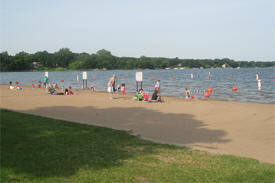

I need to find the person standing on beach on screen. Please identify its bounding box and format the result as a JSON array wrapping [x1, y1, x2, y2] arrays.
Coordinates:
[[107, 74, 117, 99], [121, 83, 126, 95]]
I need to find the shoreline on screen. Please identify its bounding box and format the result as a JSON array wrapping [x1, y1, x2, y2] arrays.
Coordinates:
[[1, 84, 274, 105]]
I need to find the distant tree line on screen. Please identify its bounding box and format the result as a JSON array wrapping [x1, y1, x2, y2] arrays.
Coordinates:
[[1, 48, 274, 71]]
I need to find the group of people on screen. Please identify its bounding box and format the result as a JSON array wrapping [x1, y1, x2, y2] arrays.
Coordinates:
[[107, 74, 126, 99], [31, 75, 49, 88], [107, 74, 162, 102], [9, 74, 191, 101], [46, 80, 74, 95], [8, 81, 22, 90], [107, 74, 193, 102], [47, 85, 74, 95], [136, 80, 162, 102], [31, 75, 74, 96], [136, 88, 162, 102]]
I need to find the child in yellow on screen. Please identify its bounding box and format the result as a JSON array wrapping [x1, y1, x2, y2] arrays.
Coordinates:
[[185, 88, 191, 99]]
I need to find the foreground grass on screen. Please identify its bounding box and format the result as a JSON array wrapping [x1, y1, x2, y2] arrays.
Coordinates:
[[1, 109, 274, 183]]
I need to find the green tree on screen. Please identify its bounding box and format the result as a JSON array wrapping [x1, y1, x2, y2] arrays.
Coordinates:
[[54, 48, 75, 67], [0, 51, 11, 71], [34, 51, 54, 68]]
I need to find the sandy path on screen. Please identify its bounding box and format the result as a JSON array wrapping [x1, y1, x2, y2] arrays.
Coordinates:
[[1, 85, 274, 164]]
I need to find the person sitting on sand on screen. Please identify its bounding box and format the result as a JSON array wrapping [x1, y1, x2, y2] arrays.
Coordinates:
[[151, 90, 162, 102], [8, 81, 14, 90], [48, 87, 57, 95], [89, 85, 96, 92], [137, 89, 144, 101], [47, 86, 64, 95], [65, 86, 73, 95], [14, 83, 22, 90], [12, 81, 22, 90]]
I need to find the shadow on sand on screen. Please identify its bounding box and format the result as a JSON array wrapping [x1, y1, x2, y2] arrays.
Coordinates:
[[1, 105, 230, 178]]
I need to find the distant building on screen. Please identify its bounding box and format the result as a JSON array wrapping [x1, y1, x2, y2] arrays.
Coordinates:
[[32, 62, 40, 68], [222, 64, 226, 68]]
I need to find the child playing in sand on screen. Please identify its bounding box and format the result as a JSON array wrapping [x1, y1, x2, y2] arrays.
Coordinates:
[[89, 85, 96, 91], [14, 82, 22, 90], [65, 86, 74, 95], [137, 89, 144, 101], [121, 83, 125, 95], [185, 88, 191, 99]]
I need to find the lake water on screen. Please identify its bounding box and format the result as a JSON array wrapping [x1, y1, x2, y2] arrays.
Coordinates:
[[1, 68, 274, 104]]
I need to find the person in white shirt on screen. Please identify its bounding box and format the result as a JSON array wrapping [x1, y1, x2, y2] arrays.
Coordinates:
[[154, 80, 160, 92], [8, 81, 14, 90]]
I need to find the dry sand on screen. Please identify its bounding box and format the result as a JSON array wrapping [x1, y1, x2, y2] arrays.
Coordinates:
[[0, 85, 274, 164]]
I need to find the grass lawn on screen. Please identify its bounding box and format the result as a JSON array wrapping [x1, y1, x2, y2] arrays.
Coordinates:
[[1, 109, 274, 183]]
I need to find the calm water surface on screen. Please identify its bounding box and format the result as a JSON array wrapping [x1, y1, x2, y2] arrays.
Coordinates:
[[1, 68, 274, 104]]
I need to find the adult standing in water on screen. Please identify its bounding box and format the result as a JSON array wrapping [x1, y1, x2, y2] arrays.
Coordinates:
[[107, 74, 117, 99]]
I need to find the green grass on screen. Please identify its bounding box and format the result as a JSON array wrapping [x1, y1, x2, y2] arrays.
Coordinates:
[[1, 109, 274, 183]]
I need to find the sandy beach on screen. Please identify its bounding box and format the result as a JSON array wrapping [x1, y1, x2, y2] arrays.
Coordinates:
[[0, 85, 274, 164]]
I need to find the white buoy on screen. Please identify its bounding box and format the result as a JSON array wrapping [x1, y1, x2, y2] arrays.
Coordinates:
[[258, 80, 261, 91], [191, 73, 193, 79], [256, 74, 259, 81]]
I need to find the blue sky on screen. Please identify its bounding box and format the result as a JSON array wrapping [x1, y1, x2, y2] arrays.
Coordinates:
[[0, 0, 274, 61]]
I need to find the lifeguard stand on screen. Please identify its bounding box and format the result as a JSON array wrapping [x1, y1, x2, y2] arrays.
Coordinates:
[[136, 72, 143, 91], [82, 71, 88, 89]]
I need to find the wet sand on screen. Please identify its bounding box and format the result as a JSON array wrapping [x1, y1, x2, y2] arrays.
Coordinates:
[[0, 85, 274, 164]]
